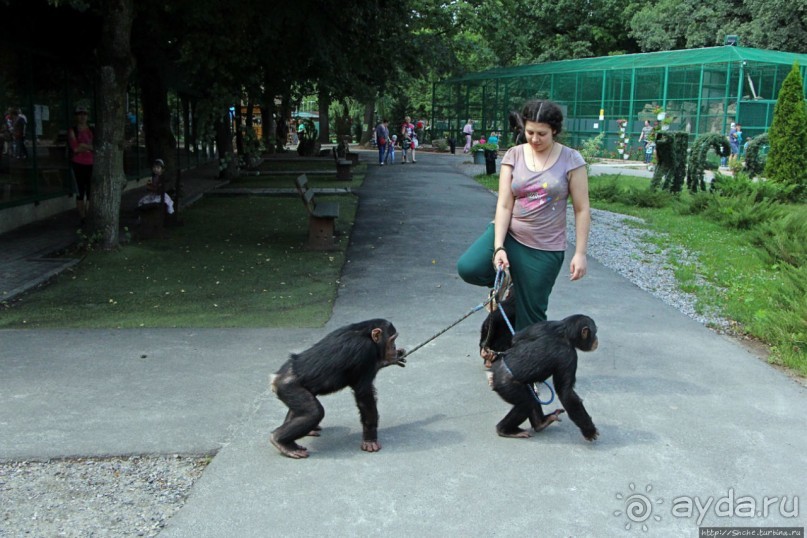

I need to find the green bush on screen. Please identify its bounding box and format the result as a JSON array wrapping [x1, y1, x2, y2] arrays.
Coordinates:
[[750, 206, 807, 267], [711, 171, 797, 203], [579, 132, 605, 174], [674, 190, 714, 215], [624, 186, 674, 208], [704, 192, 783, 230], [764, 61, 807, 200], [431, 138, 449, 152], [588, 176, 622, 202]]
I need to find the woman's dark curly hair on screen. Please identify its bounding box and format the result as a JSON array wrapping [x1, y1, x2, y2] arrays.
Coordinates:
[[511, 99, 564, 137]]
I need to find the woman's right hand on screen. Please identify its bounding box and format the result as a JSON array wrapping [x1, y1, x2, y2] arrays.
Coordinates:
[[493, 249, 509, 270]]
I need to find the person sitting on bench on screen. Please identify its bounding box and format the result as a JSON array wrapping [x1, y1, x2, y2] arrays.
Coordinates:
[[138, 158, 174, 215]]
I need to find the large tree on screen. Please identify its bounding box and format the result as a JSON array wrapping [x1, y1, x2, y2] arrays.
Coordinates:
[[82, 0, 135, 249]]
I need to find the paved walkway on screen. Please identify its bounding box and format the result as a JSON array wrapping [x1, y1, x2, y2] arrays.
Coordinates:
[[0, 150, 804, 537]]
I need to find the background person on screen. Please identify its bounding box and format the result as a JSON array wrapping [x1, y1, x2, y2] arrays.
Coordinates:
[[375, 119, 389, 165], [457, 99, 591, 330], [138, 158, 175, 215], [68, 106, 94, 224], [462, 119, 474, 153], [401, 116, 417, 163]]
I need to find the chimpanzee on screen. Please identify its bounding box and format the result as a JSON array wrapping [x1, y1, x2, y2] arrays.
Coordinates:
[[270, 319, 405, 459], [479, 296, 517, 368], [490, 314, 599, 441]]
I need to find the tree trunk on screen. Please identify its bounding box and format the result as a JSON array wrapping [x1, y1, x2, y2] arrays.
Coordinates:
[[136, 49, 175, 176], [216, 114, 237, 180], [318, 87, 330, 145], [360, 101, 375, 144], [91, 0, 134, 250]]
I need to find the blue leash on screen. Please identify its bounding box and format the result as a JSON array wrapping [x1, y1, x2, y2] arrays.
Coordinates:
[[493, 267, 556, 406]]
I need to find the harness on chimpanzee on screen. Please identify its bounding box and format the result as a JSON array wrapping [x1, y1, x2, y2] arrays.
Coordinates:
[[404, 267, 555, 404], [482, 268, 555, 405]]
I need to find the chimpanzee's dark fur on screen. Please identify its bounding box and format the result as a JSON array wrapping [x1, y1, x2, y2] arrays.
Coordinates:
[[270, 319, 405, 458], [490, 314, 599, 441], [479, 297, 516, 367]]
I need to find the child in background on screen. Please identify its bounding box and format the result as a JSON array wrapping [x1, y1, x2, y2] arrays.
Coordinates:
[[138, 158, 175, 215], [386, 135, 397, 164]]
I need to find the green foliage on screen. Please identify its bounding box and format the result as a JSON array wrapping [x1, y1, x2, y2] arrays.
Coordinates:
[[471, 142, 498, 152], [743, 133, 769, 178], [624, 187, 674, 208], [687, 133, 730, 192], [296, 118, 319, 157], [674, 190, 714, 215], [431, 138, 450, 152], [630, 0, 750, 50], [749, 206, 807, 267], [588, 176, 622, 202], [704, 192, 783, 230], [578, 132, 605, 175], [651, 131, 688, 192], [711, 171, 798, 203], [762, 263, 807, 371], [764, 62, 807, 200], [567, 174, 807, 375]]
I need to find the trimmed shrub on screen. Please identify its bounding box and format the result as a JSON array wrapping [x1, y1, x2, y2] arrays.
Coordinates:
[[651, 131, 688, 193], [687, 133, 730, 192], [744, 133, 769, 179], [764, 61, 807, 200]]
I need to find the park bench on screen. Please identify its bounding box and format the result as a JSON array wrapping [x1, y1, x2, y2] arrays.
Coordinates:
[[331, 147, 353, 180], [294, 174, 340, 250]]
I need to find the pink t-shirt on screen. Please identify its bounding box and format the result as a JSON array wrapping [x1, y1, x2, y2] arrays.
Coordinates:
[[69, 126, 94, 166], [501, 144, 586, 251]]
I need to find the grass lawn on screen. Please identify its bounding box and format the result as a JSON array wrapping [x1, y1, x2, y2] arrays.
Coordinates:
[[0, 194, 357, 328]]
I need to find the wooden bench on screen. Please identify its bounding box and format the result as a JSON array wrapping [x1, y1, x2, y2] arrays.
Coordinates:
[[294, 174, 340, 250], [332, 147, 353, 180]]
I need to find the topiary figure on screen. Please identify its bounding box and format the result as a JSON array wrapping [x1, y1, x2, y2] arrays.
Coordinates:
[[687, 133, 730, 192], [651, 131, 688, 193], [744, 133, 769, 179]]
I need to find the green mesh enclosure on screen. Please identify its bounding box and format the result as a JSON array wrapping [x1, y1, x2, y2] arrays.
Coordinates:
[[432, 46, 807, 156]]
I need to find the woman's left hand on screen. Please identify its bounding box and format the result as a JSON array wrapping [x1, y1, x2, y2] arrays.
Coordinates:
[[569, 253, 587, 281]]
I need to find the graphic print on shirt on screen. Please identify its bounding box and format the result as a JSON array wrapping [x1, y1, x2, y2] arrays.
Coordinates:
[[517, 179, 553, 215]]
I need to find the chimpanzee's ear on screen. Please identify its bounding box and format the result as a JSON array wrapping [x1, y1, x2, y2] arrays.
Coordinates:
[[371, 328, 383, 343], [581, 326, 590, 340]]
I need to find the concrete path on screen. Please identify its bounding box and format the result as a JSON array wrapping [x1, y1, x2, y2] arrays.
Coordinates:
[[0, 151, 803, 537]]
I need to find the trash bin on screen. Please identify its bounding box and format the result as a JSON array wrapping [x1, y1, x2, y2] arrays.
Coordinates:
[[484, 149, 497, 175], [448, 137, 456, 154]]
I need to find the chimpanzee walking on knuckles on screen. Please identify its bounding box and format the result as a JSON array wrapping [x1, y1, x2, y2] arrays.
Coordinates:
[[270, 319, 405, 459]]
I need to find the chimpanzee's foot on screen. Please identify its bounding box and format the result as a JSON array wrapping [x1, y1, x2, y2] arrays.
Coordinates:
[[270, 434, 309, 459], [496, 428, 532, 439], [533, 409, 565, 432], [306, 425, 322, 437]]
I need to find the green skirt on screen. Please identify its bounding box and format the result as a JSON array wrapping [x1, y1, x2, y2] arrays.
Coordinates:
[[457, 223, 564, 330]]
